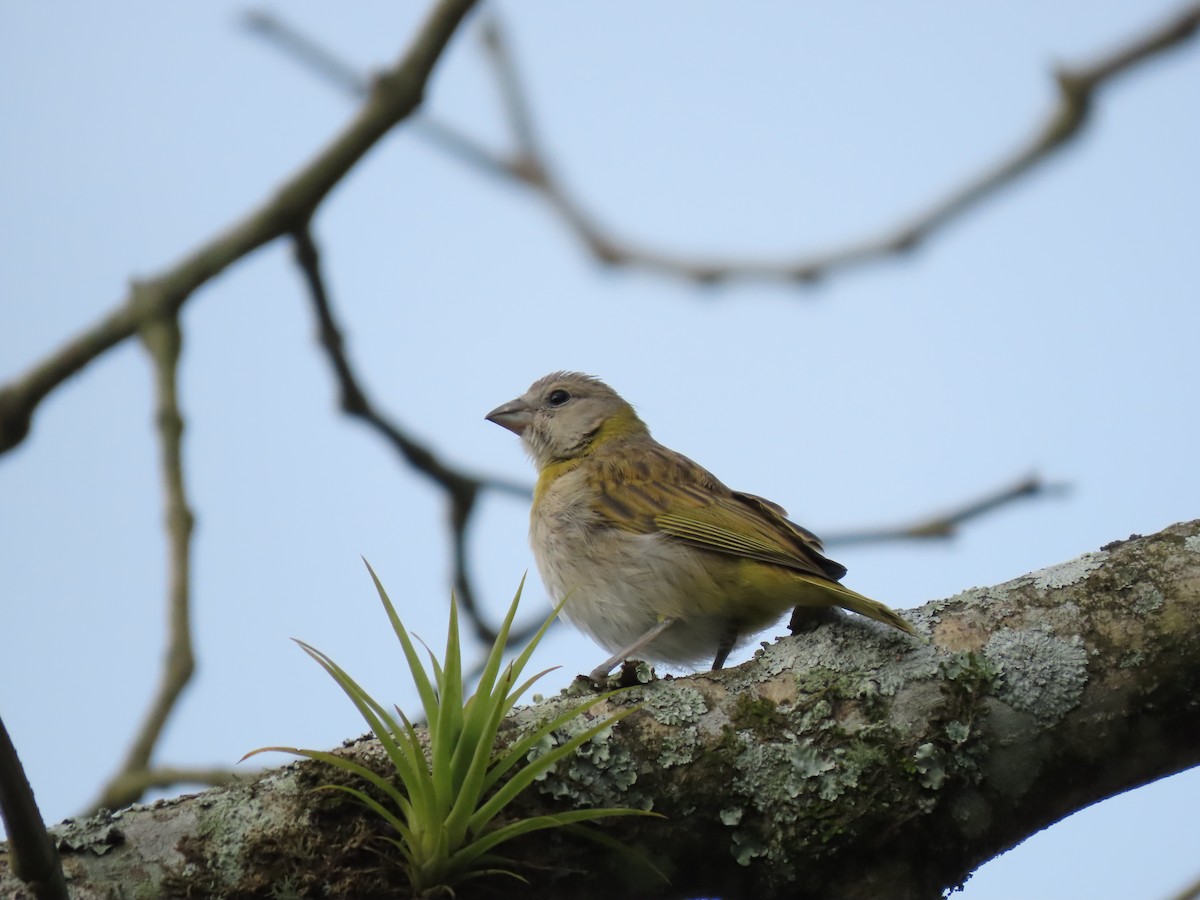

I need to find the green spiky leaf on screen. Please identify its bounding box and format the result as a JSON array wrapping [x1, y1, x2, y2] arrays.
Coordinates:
[[243, 566, 663, 896]]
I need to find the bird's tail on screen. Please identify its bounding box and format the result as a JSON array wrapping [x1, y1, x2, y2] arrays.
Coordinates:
[[800, 577, 917, 635]]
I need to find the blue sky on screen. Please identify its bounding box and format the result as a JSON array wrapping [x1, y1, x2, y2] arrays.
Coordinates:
[[2, 3, 1198, 897]]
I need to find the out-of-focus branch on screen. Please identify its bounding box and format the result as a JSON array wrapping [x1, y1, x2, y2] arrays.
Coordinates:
[[0, 714, 68, 900], [0, 0, 478, 456], [89, 768, 243, 806], [244, 10, 370, 96], [824, 473, 1069, 547], [243, 10, 517, 179], [247, 6, 1200, 286], [1170, 873, 1200, 900], [477, 7, 1200, 284], [86, 304, 200, 815], [289, 224, 539, 647]]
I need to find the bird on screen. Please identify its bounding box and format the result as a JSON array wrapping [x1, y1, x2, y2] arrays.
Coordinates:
[[486, 372, 915, 683]]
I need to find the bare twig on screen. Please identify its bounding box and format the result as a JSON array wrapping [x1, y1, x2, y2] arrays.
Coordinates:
[[823, 473, 1068, 547], [0, 0, 478, 456], [246, 6, 1200, 286], [243, 9, 370, 96], [289, 224, 539, 647], [90, 767, 243, 805], [478, 7, 1200, 284], [0, 0, 477, 822], [86, 302, 197, 815], [242, 9, 518, 179], [0, 715, 68, 900]]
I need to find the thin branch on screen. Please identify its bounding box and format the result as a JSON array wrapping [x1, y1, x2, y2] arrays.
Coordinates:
[[0, 0, 478, 456], [247, 6, 1200, 286], [478, 7, 1200, 284], [478, 19, 538, 155], [0, 714, 68, 900], [91, 767, 243, 804], [243, 9, 370, 96], [87, 301, 196, 815], [241, 9, 519, 180], [823, 473, 1068, 547], [290, 224, 538, 648]]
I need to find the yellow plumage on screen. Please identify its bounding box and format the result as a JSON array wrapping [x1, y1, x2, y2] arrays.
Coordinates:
[[487, 372, 914, 681]]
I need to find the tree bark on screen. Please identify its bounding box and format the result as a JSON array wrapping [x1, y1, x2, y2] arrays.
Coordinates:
[[3, 520, 1198, 899]]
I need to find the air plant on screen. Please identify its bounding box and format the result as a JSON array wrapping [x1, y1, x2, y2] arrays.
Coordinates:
[[245, 564, 656, 897]]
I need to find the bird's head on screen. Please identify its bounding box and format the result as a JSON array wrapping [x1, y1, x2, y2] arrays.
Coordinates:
[[486, 371, 648, 468]]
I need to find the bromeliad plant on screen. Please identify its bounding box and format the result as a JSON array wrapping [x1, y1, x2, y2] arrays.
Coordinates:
[[244, 564, 655, 897]]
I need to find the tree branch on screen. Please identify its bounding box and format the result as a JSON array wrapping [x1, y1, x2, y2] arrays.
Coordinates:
[[289, 224, 538, 648], [475, 6, 1200, 285], [90, 768, 243, 805], [1170, 873, 1200, 900], [6, 520, 1196, 899], [0, 715, 67, 900], [243, 10, 370, 97], [247, 6, 1200, 286], [823, 472, 1069, 546], [0, 0, 478, 455], [85, 303, 198, 815]]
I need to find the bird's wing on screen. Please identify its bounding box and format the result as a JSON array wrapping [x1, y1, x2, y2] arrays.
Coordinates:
[[589, 445, 845, 581]]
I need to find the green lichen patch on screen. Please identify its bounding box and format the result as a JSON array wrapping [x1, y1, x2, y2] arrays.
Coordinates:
[[984, 628, 1088, 723], [1119, 649, 1146, 669], [764, 624, 941, 701], [1127, 582, 1166, 614], [913, 742, 947, 789], [54, 814, 126, 857], [795, 698, 835, 734], [719, 806, 744, 826], [657, 726, 701, 768], [944, 720, 971, 744], [720, 708, 925, 875], [732, 740, 836, 821], [644, 683, 708, 726], [731, 829, 769, 867], [528, 712, 650, 811], [888, 651, 1003, 793], [1029, 552, 1108, 590]]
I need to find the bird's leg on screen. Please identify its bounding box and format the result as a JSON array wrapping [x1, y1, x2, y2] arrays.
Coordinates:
[[710, 623, 739, 671], [588, 617, 677, 684]]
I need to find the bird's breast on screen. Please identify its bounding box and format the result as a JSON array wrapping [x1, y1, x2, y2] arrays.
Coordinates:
[[528, 471, 747, 665]]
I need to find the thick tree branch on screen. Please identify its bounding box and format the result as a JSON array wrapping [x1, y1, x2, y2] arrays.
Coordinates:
[[6, 520, 1196, 899], [0, 0, 478, 455]]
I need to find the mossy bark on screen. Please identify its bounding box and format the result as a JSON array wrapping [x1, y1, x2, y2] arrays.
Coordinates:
[[3, 521, 1198, 900]]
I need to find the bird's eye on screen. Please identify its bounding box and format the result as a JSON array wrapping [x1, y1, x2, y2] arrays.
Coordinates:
[[547, 389, 571, 407]]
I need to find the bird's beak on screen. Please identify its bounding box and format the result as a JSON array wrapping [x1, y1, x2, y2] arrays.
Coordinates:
[[486, 398, 534, 436]]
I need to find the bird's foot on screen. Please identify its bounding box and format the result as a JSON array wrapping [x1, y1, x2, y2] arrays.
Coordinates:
[[581, 658, 655, 690]]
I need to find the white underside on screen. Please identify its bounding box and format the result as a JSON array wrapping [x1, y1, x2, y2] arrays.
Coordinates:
[[531, 510, 767, 667]]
